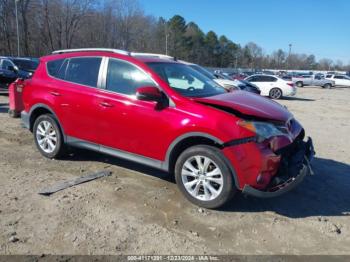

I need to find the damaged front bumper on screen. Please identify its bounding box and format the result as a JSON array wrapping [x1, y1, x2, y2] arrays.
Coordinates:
[[242, 137, 315, 198]]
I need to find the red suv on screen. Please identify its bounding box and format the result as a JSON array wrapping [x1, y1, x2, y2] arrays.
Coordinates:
[[20, 49, 314, 208]]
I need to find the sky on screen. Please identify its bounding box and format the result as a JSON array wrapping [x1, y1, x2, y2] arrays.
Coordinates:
[[138, 0, 350, 64]]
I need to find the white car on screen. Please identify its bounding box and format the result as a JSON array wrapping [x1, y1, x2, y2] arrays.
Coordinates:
[[245, 74, 296, 99], [325, 74, 350, 86]]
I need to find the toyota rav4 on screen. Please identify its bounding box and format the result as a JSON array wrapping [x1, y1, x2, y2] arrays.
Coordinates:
[[20, 48, 315, 208]]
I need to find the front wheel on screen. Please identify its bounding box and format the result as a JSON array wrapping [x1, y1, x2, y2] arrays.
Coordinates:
[[323, 83, 331, 89], [269, 88, 283, 99], [33, 114, 66, 159], [175, 145, 236, 209]]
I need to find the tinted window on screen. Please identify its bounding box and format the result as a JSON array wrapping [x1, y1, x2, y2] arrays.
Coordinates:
[[13, 59, 38, 71], [65, 57, 102, 87], [247, 76, 258, 82], [2, 59, 13, 70], [106, 59, 156, 95], [260, 76, 277, 82], [326, 75, 332, 78], [47, 59, 65, 77]]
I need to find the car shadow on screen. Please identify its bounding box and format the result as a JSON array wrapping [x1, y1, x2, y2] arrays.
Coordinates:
[[281, 97, 315, 101], [0, 102, 9, 113], [222, 157, 350, 218], [65, 149, 349, 218], [64, 148, 173, 182]]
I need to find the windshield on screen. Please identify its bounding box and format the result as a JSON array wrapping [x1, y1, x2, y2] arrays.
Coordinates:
[[147, 62, 226, 98], [12, 59, 39, 71], [189, 64, 215, 80]]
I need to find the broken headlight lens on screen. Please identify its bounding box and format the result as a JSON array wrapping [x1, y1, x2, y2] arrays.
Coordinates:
[[237, 120, 288, 141]]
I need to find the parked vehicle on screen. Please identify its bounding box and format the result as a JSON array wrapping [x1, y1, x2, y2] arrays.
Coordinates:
[[292, 75, 334, 88], [234, 80, 261, 94], [20, 48, 314, 208], [245, 74, 296, 99], [180, 62, 251, 92], [325, 74, 350, 86], [229, 73, 248, 80], [0, 57, 38, 92]]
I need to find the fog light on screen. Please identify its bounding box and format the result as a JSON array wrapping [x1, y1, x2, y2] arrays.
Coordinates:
[[256, 174, 265, 184]]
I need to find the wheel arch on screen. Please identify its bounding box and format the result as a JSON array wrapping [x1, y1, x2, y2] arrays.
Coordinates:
[[29, 104, 66, 142], [163, 132, 239, 188]]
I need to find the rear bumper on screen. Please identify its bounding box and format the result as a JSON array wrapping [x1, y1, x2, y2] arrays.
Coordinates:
[[242, 137, 315, 198]]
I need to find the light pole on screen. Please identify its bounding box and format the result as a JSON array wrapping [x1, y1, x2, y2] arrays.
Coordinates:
[[15, 0, 20, 57], [287, 43, 292, 70]]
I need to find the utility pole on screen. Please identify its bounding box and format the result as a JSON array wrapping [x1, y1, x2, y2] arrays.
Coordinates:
[[287, 43, 292, 69], [165, 24, 169, 56], [15, 0, 20, 57]]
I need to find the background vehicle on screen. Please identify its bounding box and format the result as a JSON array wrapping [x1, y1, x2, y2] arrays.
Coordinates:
[[0, 57, 38, 91], [245, 74, 296, 99], [20, 48, 313, 209], [234, 80, 261, 94], [229, 73, 248, 80], [292, 74, 334, 88], [325, 74, 350, 86]]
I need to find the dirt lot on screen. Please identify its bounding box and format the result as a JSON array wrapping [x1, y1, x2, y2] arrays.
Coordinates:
[[0, 87, 349, 255]]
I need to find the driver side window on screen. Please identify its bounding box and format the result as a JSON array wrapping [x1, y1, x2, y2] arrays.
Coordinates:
[[106, 59, 156, 95]]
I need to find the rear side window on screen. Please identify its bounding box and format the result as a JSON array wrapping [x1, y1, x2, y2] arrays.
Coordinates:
[[106, 58, 156, 95], [326, 75, 332, 78], [47, 59, 65, 77], [64, 57, 102, 87]]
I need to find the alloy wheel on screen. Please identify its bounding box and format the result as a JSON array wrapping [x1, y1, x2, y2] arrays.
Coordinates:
[[181, 155, 224, 201], [36, 120, 57, 153], [270, 88, 282, 99]]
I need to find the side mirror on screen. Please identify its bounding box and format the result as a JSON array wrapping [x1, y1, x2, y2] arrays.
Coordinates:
[[136, 86, 163, 102]]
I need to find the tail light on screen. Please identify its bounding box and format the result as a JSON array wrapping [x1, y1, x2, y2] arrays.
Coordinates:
[[287, 82, 294, 87]]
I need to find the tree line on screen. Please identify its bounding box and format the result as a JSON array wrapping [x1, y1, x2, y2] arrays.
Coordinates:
[[1, 0, 348, 71]]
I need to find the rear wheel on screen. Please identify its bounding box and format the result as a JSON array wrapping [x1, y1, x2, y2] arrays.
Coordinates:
[[175, 145, 236, 209], [323, 83, 331, 89], [296, 81, 303, 87], [269, 88, 283, 99], [33, 114, 66, 159]]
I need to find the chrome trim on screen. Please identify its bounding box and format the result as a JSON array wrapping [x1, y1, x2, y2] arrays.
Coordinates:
[[52, 48, 129, 56], [130, 52, 174, 60]]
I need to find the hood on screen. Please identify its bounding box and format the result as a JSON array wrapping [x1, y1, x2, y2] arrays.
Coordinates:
[[193, 91, 292, 122]]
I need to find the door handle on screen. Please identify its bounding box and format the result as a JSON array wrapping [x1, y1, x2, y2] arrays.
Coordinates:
[[50, 91, 61, 96], [99, 101, 113, 108]]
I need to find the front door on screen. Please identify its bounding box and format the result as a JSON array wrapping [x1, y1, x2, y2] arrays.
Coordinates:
[[95, 58, 177, 161]]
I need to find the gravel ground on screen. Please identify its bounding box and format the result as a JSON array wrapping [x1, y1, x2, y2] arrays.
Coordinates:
[[0, 87, 349, 255]]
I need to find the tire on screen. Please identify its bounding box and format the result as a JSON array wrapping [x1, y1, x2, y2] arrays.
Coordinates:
[[296, 81, 303, 87], [323, 83, 331, 89], [269, 88, 283, 99], [33, 114, 66, 159], [174, 145, 236, 209], [8, 109, 20, 118]]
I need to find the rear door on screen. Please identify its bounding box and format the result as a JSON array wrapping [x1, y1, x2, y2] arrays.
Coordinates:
[[46, 56, 103, 143]]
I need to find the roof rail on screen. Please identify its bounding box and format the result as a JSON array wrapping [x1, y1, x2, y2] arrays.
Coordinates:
[[130, 52, 174, 60], [52, 48, 130, 56]]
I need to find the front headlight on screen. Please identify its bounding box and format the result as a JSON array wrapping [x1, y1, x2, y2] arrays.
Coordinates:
[[237, 120, 289, 141]]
